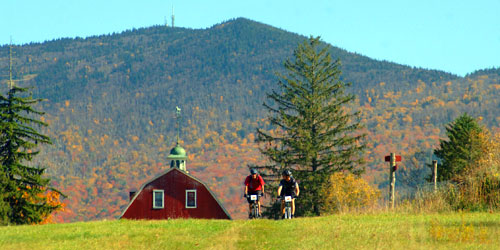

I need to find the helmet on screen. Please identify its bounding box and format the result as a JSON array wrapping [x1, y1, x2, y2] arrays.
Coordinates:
[[282, 170, 292, 176], [250, 169, 258, 175]]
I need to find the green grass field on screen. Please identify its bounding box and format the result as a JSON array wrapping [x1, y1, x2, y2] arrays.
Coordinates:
[[1, 212, 500, 249]]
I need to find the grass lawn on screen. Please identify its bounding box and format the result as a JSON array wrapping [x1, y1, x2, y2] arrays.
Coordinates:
[[1, 212, 499, 249]]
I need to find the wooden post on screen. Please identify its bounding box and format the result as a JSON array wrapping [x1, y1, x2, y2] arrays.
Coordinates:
[[432, 160, 437, 193], [389, 153, 396, 209]]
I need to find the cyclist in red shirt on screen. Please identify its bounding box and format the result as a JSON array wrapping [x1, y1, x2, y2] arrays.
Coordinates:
[[244, 168, 265, 218]]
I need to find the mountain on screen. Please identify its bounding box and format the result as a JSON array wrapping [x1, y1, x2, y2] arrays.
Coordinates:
[[1, 18, 459, 138], [0, 18, 498, 221]]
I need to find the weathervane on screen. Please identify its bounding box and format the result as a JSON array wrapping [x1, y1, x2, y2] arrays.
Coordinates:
[[176, 106, 181, 144]]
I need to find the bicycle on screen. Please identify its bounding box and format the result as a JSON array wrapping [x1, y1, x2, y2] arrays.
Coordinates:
[[245, 193, 263, 219], [278, 195, 297, 219]]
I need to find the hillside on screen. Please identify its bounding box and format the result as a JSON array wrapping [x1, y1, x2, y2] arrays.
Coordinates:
[[1, 213, 499, 249], [0, 18, 499, 222], [0, 18, 459, 139]]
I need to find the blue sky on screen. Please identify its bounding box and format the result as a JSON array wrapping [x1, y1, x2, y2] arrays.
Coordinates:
[[2, 0, 499, 76]]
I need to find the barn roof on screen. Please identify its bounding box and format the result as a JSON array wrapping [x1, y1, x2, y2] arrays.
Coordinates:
[[120, 167, 232, 219]]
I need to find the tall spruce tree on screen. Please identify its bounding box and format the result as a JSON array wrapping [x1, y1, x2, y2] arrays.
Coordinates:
[[0, 86, 59, 225], [255, 37, 366, 216], [433, 113, 483, 182]]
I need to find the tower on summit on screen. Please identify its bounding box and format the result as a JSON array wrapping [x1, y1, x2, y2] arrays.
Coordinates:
[[171, 6, 175, 28]]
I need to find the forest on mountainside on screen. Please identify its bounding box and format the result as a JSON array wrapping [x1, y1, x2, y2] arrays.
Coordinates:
[[0, 18, 499, 221]]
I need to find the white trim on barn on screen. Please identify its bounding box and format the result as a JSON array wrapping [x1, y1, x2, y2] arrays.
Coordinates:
[[152, 189, 164, 209]]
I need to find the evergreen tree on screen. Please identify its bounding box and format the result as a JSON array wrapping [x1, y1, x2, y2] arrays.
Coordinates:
[[0, 86, 60, 225], [434, 113, 483, 182], [255, 37, 366, 216]]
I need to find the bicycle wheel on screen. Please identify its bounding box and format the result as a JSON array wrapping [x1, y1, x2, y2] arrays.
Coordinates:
[[252, 203, 259, 219]]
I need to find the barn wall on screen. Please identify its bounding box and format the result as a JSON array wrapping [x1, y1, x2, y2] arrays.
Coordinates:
[[122, 169, 230, 220]]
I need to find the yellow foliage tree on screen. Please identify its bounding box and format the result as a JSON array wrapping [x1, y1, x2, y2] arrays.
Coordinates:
[[450, 130, 500, 210], [321, 172, 380, 213]]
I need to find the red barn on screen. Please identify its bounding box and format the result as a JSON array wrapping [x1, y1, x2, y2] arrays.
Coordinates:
[[120, 144, 231, 220]]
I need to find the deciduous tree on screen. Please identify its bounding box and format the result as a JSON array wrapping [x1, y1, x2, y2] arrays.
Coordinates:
[[321, 172, 380, 213]]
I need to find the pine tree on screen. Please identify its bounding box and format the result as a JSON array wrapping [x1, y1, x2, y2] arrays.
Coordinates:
[[255, 37, 366, 216], [0, 86, 60, 225], [433, 113, 483, 182]]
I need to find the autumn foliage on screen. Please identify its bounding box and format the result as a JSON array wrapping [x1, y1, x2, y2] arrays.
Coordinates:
[[38, 190, 66, 224], [21, 188, 65, 225], [447, 130, 500, 210], [320, 172, 380, 213]]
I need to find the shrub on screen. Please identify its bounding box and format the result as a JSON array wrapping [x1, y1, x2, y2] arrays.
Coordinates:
[[320, 172, 380, 213]]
